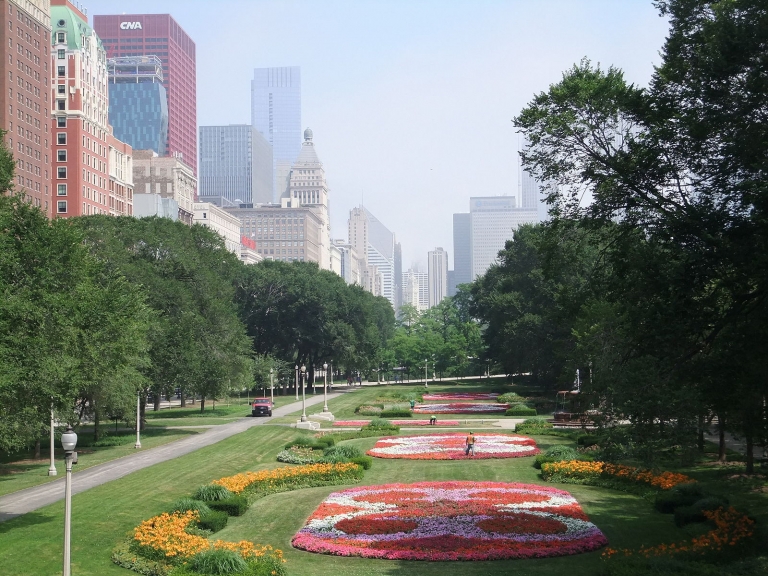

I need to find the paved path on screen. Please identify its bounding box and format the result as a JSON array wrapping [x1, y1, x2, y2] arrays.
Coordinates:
[[0, 392, 346, 523]]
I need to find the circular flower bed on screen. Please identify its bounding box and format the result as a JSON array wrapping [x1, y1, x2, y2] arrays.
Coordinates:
[[333, 420, 460, 427], [413, 402, 508, 414], [422, 392, 499, 401], [366, 433, 540, 460], [292, 481, 607, 560]]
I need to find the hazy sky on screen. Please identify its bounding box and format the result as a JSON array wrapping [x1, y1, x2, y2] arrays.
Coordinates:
[[84, 0, 670, 268]]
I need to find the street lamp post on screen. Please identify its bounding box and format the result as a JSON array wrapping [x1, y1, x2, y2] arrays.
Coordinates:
[[294, 365, 299, 401], [61, 425, 78, 576], [300, 365, 307, 422], [270, 368, 274, 406], [323, 362, 329, 412], [424, 359, 428, 388], [48, 405, 57, 476], [134, 392, 141, 449]]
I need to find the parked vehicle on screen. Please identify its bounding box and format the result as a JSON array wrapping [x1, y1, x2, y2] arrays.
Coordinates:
[[251, 398, 273, 417]]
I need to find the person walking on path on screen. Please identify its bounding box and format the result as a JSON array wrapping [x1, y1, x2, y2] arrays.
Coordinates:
[[465, 431, 476, 456]]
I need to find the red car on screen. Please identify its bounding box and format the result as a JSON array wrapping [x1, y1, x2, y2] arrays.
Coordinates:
[[251, 398, 273, 417]]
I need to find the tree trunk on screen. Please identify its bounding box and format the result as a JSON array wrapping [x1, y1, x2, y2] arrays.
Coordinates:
[[34, 439, 41, 459], [200, 397, 205, 412], [745, 434, 754, 474], [153, 393, 161, 411], [718, 414, 727, 463], [697, 413, 705, 452], [94, 410, 100, 442], [180, 390, 186, 408], [140, 395, 146, 432]]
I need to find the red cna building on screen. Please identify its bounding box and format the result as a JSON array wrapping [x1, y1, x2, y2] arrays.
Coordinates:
[[93, 13, 196, 176]]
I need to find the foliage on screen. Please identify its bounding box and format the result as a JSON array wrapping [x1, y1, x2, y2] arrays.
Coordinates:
[[506, 407, 538, 416], [534, 445, 583, 469], [379, 409, 412, 418], [349, 455, 373, 470], [193, 484, 233, 502], [541, 460, 695, 493], [654, 484, 707, 514], [197, 510, 228, 533], [211, 463, 364, 496], [497, 392, 524, 403], [276, 445, 322, 464], [208, 496, 249, 517], [112, 540, 171, 576], [321, 444, 364, 463], [362, 418, 399, 432], [165, 498, 211, 516], [515, 419, 555, 435], [188, 548, 247, 575]]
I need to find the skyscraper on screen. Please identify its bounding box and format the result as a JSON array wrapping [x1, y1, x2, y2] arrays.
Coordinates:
[[470, 196, 537, 279], [94, 13, 197, 175], [1, 1, 52, 216], [251, 67, 301, 200], [453, 212, 472, 288], [107, 56, 168, 155], [428, 247, 449, 308], [198, 125, 272, 206], [348, 205, 397, 308], [520, 137, 553, 222]]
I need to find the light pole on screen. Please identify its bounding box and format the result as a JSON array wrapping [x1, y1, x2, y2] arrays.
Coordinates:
[[270, 368, 274, 405], [300, 365, 307, 422], [487, 359, 491, 379], [61, 425, 78, 576], [134, 392, 141, 449], [322, 362, 329, 412], [294, 365, 299, 400], [48, 405, 57, 476], [424, 359, 428, 388]]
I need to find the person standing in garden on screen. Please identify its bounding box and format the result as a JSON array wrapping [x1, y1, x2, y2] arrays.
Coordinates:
[[465, 431, 476, 456]]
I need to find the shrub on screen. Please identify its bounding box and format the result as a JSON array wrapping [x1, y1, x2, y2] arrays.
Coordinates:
[[654, 483, 705, 513], [534, 445, 581, 469], [188, 548, 247, 574], [505, 407, 538, 416], [356, 404, 384, 415], [283, 434, 331, 451], [380, 409, 412, 418], [576, 434, 600, 447], [276, 445, 321, 464], [112, 540, 170, 576], [193, 484, 233, 502], [497, 392, 522, 403], [314, 434, 335, 447], [363, 418, 399, 432], [208, 495, 249, 517], [197, 510, 228, 533], [165, 498, 211, 516], [321, 444, 363, 463], [674, 496, 731, 527], [350, 455, 373, 470], [515, 418, 553, 434]]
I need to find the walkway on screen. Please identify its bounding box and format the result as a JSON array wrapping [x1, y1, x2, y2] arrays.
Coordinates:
[[0, 392, 345, 523]]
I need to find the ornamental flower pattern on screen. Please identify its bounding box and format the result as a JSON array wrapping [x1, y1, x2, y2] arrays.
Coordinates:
[[366, 433, 540, 460], [292, 481, 607, 560], [333, 420, 460, 427], [422, 393, 500, 401], [413, 403, 509, 414]]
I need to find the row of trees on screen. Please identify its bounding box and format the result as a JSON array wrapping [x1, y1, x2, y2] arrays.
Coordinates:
[[469, 0, 767, 470]]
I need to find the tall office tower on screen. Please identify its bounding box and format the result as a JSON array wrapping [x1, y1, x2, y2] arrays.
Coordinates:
[[393, 241, 402, 312], [107, 56, 168, 155], [287, 128, 330, 269], [402, 268, 429, 311], [0, 1, 52, 216], [199, 125, 272, 206], [347, 205, 396, 307], [94, 13, 197, 175], [428, 247, 449, 308], [447, 270, 456, 297], [470, 196, 538, 279], [132, 149, 195, 224], [251, 66, 301, 200], [453, 213, 472, 288], [51, 0, 130, 218], [520, 137, 553, 222], [332, 239, 364, 285]]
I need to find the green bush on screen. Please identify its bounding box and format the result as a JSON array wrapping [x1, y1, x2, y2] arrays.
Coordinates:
[[321, 444, 363, 464], [515, 418, 554, 434], [534, 445, 581, 469], [497, 392, 522, 403], [112, 540, 170, 576], [193, 484, 233, 502], [674, 496, 730, 527], [356, 404, 384, 415], [276, 445, 322, 464], [208, 495, 248, 517], [350, 455, 373, 470], [576, 434, 600, 447], [380, 409, 412, 418], [654, 483, 705, 513], [197, 509, 228, 533], [165, 498, 211, 516], [314, 434, 335, 447], [189, 548, 247, 574], [363, 418, 400, 432], [505, 407, 538, 416], [283, 433, 332, 451]]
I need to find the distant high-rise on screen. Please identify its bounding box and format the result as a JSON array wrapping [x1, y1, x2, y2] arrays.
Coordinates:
[[394, 242, 403, 312], [402, 268, 429, 311], [428, 247, 449, 308], [453, 213, 472, 288], [94, 13, 197, 175], [199, 125, 272, 206], [520, 137, 552, 222], [251, 67, 301, 200], [470, 196, 537, 279], [348, 205, 396, 308], [108, 56, 168, 155]]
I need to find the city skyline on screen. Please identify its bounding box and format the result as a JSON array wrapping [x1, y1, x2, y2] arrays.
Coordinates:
[[58, 1, 667, 268]]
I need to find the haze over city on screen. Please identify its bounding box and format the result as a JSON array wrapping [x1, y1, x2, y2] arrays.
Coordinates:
[[84, 0, 669, 268]]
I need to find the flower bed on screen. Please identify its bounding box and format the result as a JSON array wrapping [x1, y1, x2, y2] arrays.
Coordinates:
[[292, 481, 607, 560], [413, 403, 509, 414], [367, 433, 540, 460], [540, 460, 694, 490], [212, 462, 362, 495], [422, 392, 500, 401], [333, 420, 460, 427]]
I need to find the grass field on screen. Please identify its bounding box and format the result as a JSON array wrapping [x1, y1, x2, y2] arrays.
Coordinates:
[[1, 383, 765, 576]]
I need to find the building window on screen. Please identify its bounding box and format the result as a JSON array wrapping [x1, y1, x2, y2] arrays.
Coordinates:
[[57, 132, 66, 144], [57, 166, 66, 178], [57, 200, 66, 213], [57, 116, 66, 128], [57, 84, 65, 94], [57, 99, 65, 111], [57, 184, 66, 196], [56, 32, 65, 43], [57, 49, 65, 59], [57, 66, 65, 77], [57, 149, 66, 161]]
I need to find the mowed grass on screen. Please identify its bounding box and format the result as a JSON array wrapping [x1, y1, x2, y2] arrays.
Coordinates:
[[0, 421, 694, 576]]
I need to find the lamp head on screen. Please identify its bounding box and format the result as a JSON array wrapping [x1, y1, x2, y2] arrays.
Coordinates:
[[301, 365, 306, 374], [323, 362, 328, 369], [270, 368, 273, 374], [61, 425, 78, 452]]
